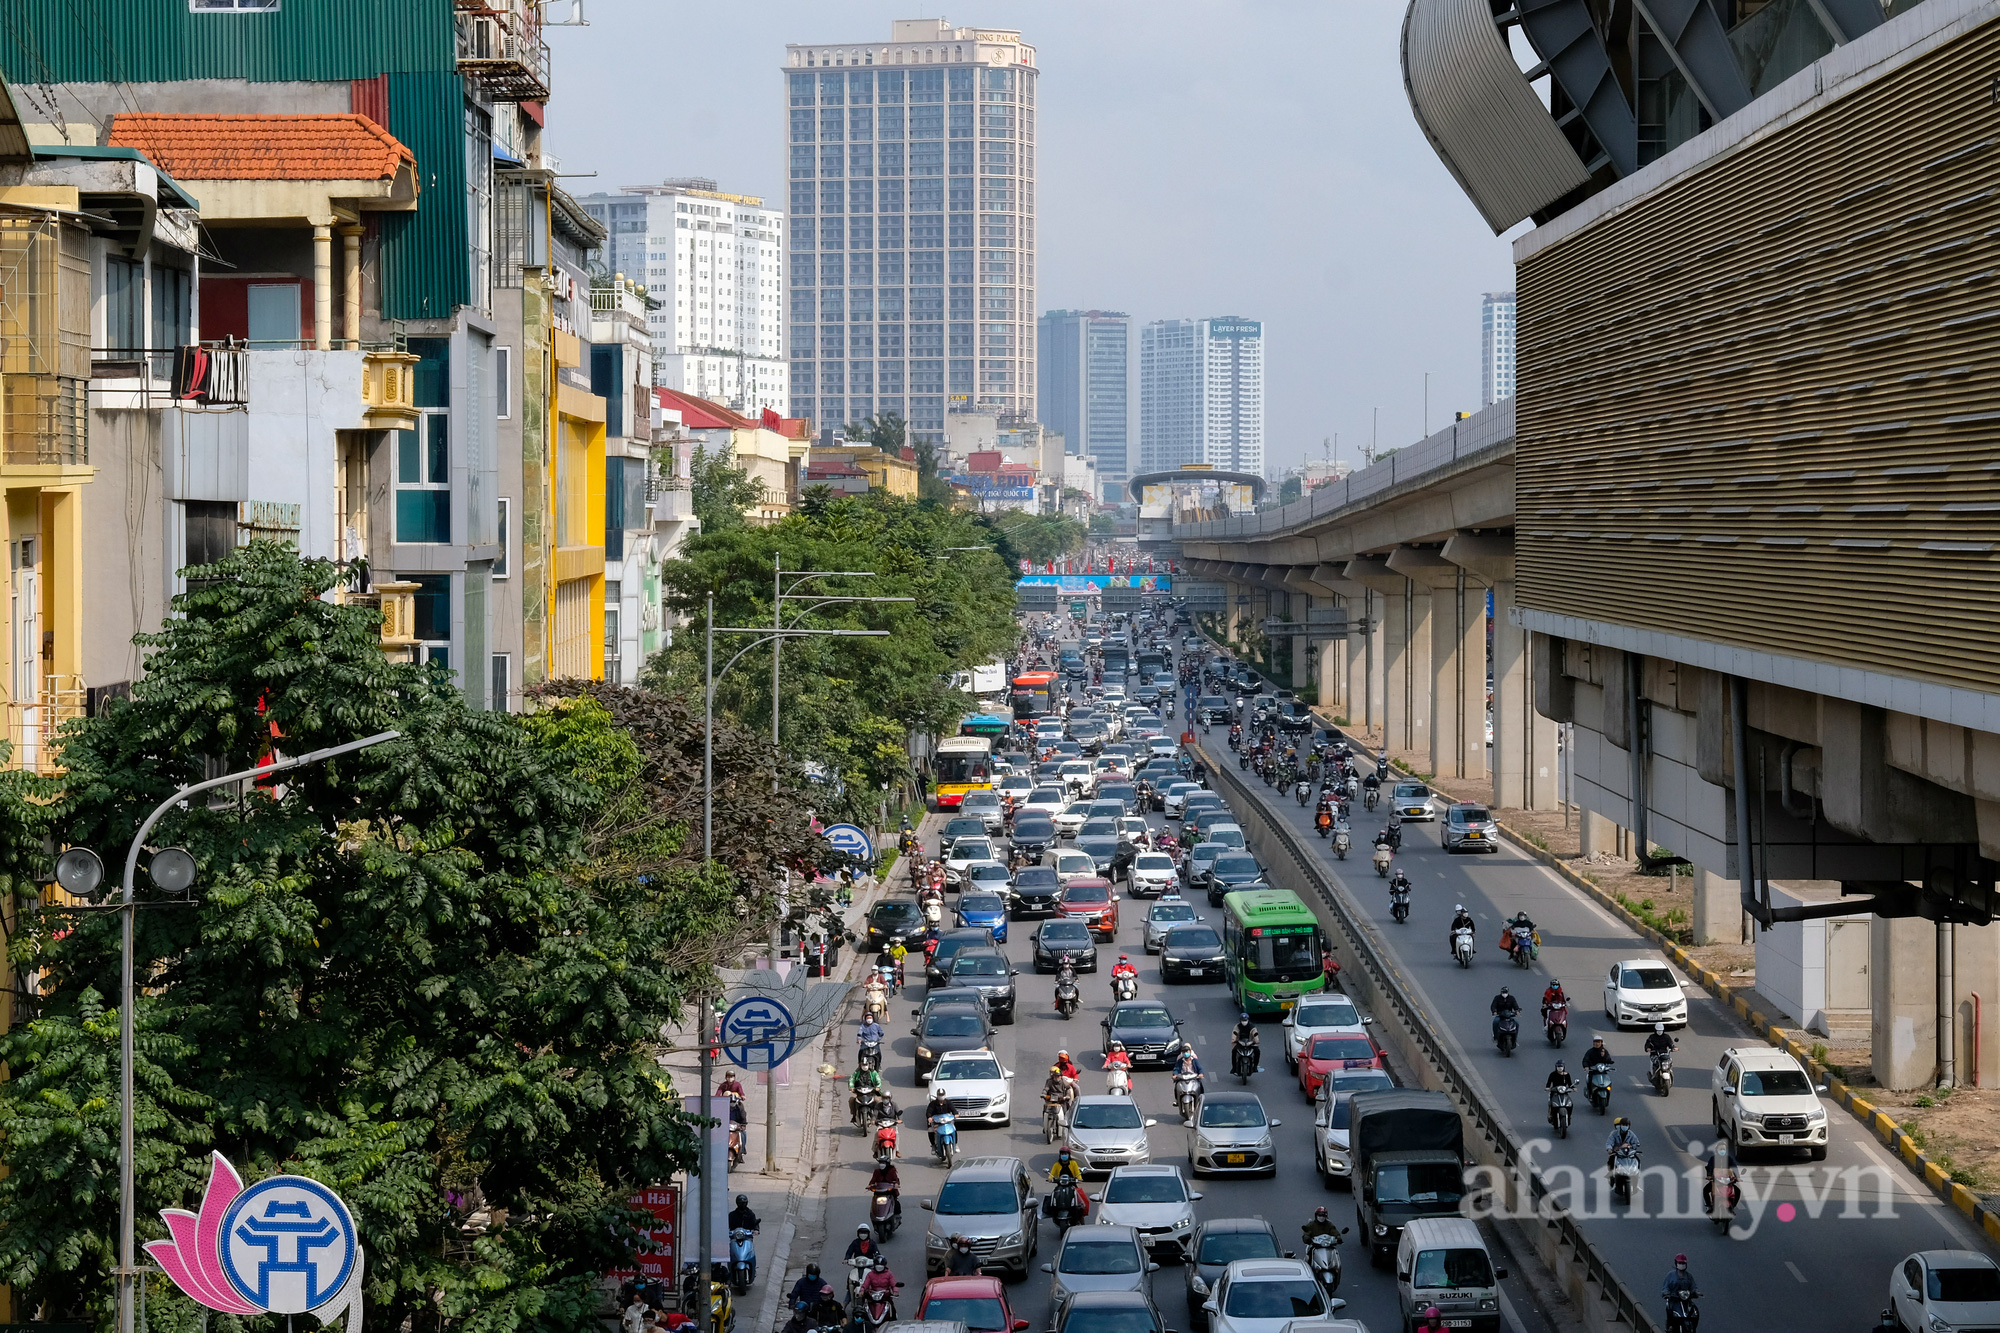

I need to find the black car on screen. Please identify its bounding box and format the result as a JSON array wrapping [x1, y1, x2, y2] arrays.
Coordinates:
[[1010, 815, 1057, 863], [1033, 918, 1099, 972], [1100, 1000, 1186, 1067], [912, 1006, 993, 1078], [1159, 924, 1227, 984], [867, 899, 926, 949], [1076, 835, 1120, 876], [1095, 782, 1140, 814], [1182, 1219, 1282, 1330], [1202, 853, 1267, 906], [944, 946, 1018, 1023], [939, 816, 987, 857], [1274, 701, 1315, 732], [926, 926, 997, 990], [1010, 865, 1063, 917], [1057, 1291, 1169, 1333]]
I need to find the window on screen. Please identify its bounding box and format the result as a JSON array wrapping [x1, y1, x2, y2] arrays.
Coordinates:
[[397, 342, 451, 543], [495, 346, 512, 418], [407, 573, 452, 670], [493, 497, 510, 579], [491, 653, 511, 712], [105, 256, 143, 354]]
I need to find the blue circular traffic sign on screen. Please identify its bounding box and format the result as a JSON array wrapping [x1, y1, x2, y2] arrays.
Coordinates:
[[822, 823, 874, 861], [720, 995, 797, 1072]]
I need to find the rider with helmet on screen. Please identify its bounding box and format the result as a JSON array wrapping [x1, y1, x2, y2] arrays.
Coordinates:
[[1489, 987, 1521, 1042], [1300, 1206, 1342, 1248]]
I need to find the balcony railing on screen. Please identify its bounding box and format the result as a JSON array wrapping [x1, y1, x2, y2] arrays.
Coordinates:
[[2, 675, 84, 775], [456, 5, 551, 102]]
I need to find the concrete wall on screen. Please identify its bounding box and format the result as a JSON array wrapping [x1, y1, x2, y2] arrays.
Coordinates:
[[81, 409, 169, 693]]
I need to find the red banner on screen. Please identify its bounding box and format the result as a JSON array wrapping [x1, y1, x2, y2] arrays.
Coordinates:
[[607, 1185, 679, 1282]]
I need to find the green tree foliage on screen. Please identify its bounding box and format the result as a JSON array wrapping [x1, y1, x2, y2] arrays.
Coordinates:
[[985, 511, 1084, 566], [688, 444, 766, 532], [840, 411, 907, 452], [1087, 513, 1117, 536], [1279, 475, 1303, 504], [0, 543, 813, 1333]]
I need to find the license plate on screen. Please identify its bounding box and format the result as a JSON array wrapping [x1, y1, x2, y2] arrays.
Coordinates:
[[1186, 968, 1205, 977], [1280, 998, 1296, 1011], [1779, 1134, 1794, 1144], [1224, 1153, 1247, 1165], [1444, 1321, 1472, 1329], [1466, 832, 1482, 839]]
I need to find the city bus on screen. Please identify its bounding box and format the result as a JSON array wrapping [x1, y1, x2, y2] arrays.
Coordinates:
[[934, 736, 996, 809], [1009, 671, 1059, 719], [959, 714, 1010, 740], [1219, 888, 1328, 1016]]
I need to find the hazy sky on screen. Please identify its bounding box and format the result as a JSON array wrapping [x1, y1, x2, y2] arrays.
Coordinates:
[[545, 1, 1518, 475]]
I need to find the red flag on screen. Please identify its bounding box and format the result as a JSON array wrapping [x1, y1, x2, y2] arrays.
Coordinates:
[[761, 407, 782, 431]]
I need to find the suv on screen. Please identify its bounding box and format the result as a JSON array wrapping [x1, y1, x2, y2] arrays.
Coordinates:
[[1059, 878, 1121, 940], [1390, 781, 1437, 822], [1033, 917, 1099, 972], [1195, 696, 1233, 725], [1712, 1046, 1828, 1159], [963, 791, 1007, 835], [946, 947, 1020, 1023], [928, 926, 1001, 990], [1274, 701, 1314, 733], [1442, 802, 1498, 853], [922, 1157, 1042, 1278]]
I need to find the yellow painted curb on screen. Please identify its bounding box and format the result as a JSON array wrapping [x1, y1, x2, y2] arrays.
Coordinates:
[[1951, 1183, 1979, 1218]]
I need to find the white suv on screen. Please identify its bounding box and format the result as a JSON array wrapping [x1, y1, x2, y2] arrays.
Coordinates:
[[1712, 1046, 1828, 1160]]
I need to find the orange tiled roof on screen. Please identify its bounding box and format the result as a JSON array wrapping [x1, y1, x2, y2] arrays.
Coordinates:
[[107, 113, 415, 183]]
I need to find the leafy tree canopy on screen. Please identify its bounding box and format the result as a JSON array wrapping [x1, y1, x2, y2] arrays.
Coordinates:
[[687, 444, 765, 533], [985, 511, 1084, 566]]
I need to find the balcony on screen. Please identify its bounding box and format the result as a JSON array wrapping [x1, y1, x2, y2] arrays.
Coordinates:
[[361, 349, 421, 431], [456, 5, 551, 103], [2, 675, 84, 775]]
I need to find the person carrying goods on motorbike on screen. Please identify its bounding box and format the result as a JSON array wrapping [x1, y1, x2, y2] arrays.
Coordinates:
[[1605, 1117, 1641, 1172], [1448, 904, 1476, 953], [1541, 979, 1568, 1022], [1043, 1064, 1079, 1115], [1489, 987, 1521, 1043], [858, 1256, 900, 1318], [1501, 910, 1538, 958], [844, 1225, 881, 1264], [1301, 1205, 1342, 1249], [867, 1159, 903, 1217], [1645, 1023, 1677, 1060], [946, 1236, 981, 1277]]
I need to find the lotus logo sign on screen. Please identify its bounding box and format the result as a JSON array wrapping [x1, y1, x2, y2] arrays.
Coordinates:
[[147, 1153, 365, 1333]]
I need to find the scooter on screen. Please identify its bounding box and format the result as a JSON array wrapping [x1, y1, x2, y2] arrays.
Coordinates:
[[1452, 927, 1475, 968], [1174, 1071, 1202, 1120], [1509, 924, 1537, 968], [1549, 1086, 1573, 1138], [1545, 1001, 1569, 1046], [1055, 970, 1080, 1019], [1494, 1013, 1519, 1057], [1106, 1065, 1132, 1097], [873, 1117, 899, 1166], [1662, 1291, 1701, 1333], [728, 1226, 757, 1295], [1702, 1172, 1740, 1233], [1610, 1145, 1641, 1204], [1044, 1185, 1087, 1235], [1373, 845, 1393, 878], [1231, 1037, 1260, 1082], [857, 1037, 883, 1073], [1364, 786, 1380, 811], [1333, 829, 1351, 861], [856, 1285, 903, 1333], [1346, 776, 1360, 803], [1315, 808, 1333, 838], [1043, 1096, 1071, 1144], [1650, 1050, 1675, 1096], [922, 898, 943, 929], [869, 1189, 900, 1240], [1586, 1064, 1614, 1114], [727, 1119, 746, 1168], [1112, 972, 1138, 1003], [1390, 882, 1411, 923], [1295, 780, 1312, 807], [1306, 1229, 1348, 1296], [930, 1110, 959, 1167]]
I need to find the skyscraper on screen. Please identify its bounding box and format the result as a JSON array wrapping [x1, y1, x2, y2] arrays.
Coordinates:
[[1139, 317, 1264, 476], [1038, 309, 1129, 496], [1481, 290, 1516, 406], [783, 20, 1038, 444], [578, 179, 788, 415]]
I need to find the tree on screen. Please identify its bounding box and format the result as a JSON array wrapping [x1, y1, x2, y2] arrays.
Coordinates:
[[1279, 475, 1303, 504], [986, 511, 1084, 565], [688, 443, 765, 531], [0, 543, 802, 1333], [840, 411, 908, 453], [911, 436, 957, 506], [1088, 513, 1116, 536]]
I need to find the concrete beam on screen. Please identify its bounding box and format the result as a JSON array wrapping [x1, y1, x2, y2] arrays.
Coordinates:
[[1442, 529, 1515, 584], [1343, 555, 1406, 597], [1385, 544, 1461, 588]]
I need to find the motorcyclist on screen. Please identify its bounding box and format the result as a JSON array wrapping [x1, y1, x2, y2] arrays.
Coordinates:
[[729, 1193, 760, 1235], [926, 1087, 956, 1151], [844, 1224, 881, 1263], [1229, 1011, 1260, 1063], [1448, 904, 1476, 956], [1043, 1064, 1078, 1112], [1545, 1061, 1575, 1094], [1581, 1036, 1614, 1071], [1606, 1116, 1641, 1172], [1102, 1040, 1133, 1073], [1300, 1205, 1342, 1248], [717, 1070, 747, 1101], [1661, 1254, 1699, 1306], [849, 1065, 884, 1121], [1489, 987, 1521, 1042], [867, 1159, 903, 1215], [1501, 911, 1537, 957], [1172, 1048, 1205, 1089], [1362, 770, 1381, 793], [1389, 866, 1411, 894], [1054, 1049, 1080, 1083], [857, 1014, 885, 1052], [1541, 979, 1568, 1019], [858, 1255, 899, 1313], [1644, 1023, 1678, 1060], [1047, 1148, 1085, 1185], [945, 1235, 981, 1277], [1111, 954, 1138, 988]]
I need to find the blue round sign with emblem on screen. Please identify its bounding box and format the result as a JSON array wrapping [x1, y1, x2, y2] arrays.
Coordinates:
[[721, 995, 797, 1071], [822, 823, 873, 861], [218, 1175, 360, 1314]]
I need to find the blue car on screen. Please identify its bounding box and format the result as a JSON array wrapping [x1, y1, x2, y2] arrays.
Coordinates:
[[955, 891, 1010, 944]]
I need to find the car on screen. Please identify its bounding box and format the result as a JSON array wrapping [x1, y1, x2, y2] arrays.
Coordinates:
[[1196, 696, 1233, 724], [920, 1160, 1041, 1279], [1042, 1224, 1155, 1328], [1021, 787, 1070, 821], [912, 987, 990, 1025], [1200, 1260, 1331, 1333], [1058, 761, 1098, 795], [1076, 835, 1121, 877], [1182, 793, 1226, 822], [1888, 1250, 2000, 1333], [1201, 823, 1247, 853], [926, 1049, 1016, 1126], [1389, 781, 1436, 822], [1185, 1091, 1280, 1177], [1274, 701, 1314, 733], [957, 891, 1011, 944], [1162, 783, 1200, 818], [1312, 1090, 1357, 1189], [1712, 1046, 1829, 1158], [918, 1274, 1032, 1333], [1060, 878, 1121, 940], [1442, 802, 1499, 853], [1132, 684, 1160, 705], [929, 926, 1002, 990], [997, 773, 1036, 811], [1091, 1164, 1199, 1258], [1065, 1095, 1158, 1173], [1009, 866, 1063, 918], [942, 816, 990, 856], [963, 861, 1015, 899], [868, 899, 928, 949], [1053, 1289, 1171, 1333], [1296, 1032, 1386, 1101], [1087, 797, 1131, 824], [1202, 853, 1267, 907], [1146, 736, 1178, 763], [1159, 924, 1227, 984], [1094, 784, 1141, 817], [1142, 898, 1200, 951], [1079, 817, 1122, 843], [1182, 842, 1226, 891], [963, 791, 1008, 834], [1115, 816, 1152, 849], [914, 1005, 996, 1078], [1280, 994, 1369, 1070], [1603, 957, 1690, 1028], [1182, 807, 1232, 845], [1183, 1220, 1283, 1331], [1010, 815, 1058, 863], [946, 948, 1019, 1023], [1052, 848, 1100, 886], [1317, 1068, 1396, 1100], [1033, 918, 1099, 973], [1128, 853, 1179, 900], [1055, 800, 1098, 838], [947, 837, 999, 887], [1101, 1000, 1187, 1067]]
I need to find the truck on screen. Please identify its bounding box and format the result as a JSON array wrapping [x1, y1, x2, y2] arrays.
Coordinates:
[[1347, 1089, 1467, 1268], [971, 660, 1008, 698]]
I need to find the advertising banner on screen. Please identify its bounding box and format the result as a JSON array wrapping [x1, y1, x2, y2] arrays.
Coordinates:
[[1014, 574, 1173, 592]]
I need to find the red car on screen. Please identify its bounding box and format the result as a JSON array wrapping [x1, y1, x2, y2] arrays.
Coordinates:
[[917, 1275, 1031, 1333], [1296, 1031, 1385, 1101], [1058, 877, 1120, 940]]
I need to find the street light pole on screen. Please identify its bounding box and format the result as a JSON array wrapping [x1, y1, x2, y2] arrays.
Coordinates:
[[116, 729, 400, 1333]]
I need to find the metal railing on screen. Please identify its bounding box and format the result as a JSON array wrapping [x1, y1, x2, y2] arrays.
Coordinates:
[[1, 675, 84, 775], [455, 4, 551, 102]]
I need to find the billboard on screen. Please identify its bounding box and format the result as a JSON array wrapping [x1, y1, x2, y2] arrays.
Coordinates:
[[1015, 583, 1060, 611], [1015, 575, 1173, 592]]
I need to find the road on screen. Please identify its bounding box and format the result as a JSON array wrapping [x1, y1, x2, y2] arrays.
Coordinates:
[[1195, 719, 2000, 1333]]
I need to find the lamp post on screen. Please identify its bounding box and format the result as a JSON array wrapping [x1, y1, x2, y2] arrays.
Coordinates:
[[91, 728, 402, 1333]]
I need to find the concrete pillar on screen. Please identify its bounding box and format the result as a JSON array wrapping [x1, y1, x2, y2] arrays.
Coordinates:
[[1390, 547, 1471, 779], [1345, 558, 1426, 760], [340, 225, 364, 348], [1956, 922, 2000, 1088], [1579, 808, 1619, 858], [311, 220, 333, 351], [1872, 914, 1938, 1091], [1692, 868, 1746, 945]]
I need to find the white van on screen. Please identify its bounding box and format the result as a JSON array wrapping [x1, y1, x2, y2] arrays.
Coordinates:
[[1394, 1217, 1505, 1332]]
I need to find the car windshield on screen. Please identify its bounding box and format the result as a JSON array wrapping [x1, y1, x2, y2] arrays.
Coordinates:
[[1073, 1101, 1145, 1129], [1243, 928, 1322, 982], [1015, 869, 1059, 888], [1222, 1280, 1324, 1319], [1061, 1308, 1160, 1333], [1199, 697, 1228, 709], [1393, 784, 1431, 799], [1215, 855, 1260, 876], [1014, 820, 1056, 838], [1031, 788, 1067, 804], [1373, 1162, 1466, 1205], [954, 840, 993, 859], [1199, 1100, 1267, 1128], [1060, 1239, 1143, 1275], [1065, 883, 1111, 904], [1116, 1006, 1174, 1029], [927, 1013, 987, 1037], [1454, 807, 1492, 823], [933, 937, 979, 962], [952, 956, 1009, 979], [1165, 927, 1221, 950], [1930, 1266, 2000, 1303], [937, 1056, 1004, 1081], [1741, 1068, 1814, 1096], [1621, 968, 1676, 990], [1136, 856, 1176, 873], [1328, 1071, 1395, 1095], [969, 865, 1010, 883], [935, 1180, 1019, 1214], [1328, 1096, 1353, 1130], [964, 794, 999, 809], [1210, 829, 1246, 848], [873, 902, 922, 924], [1191, 845, 1223, 864], [1150, 902, 1195, 921], [961, 894, 1005, 914], [1412, 1248, 1495, 1290], [1104, 1174, 1187, 1204], [1043, 922, 1091, 943], [947, 818, 986, 836], [1197, 1231, 1279, 1266], [1295, 1000, 1360, 1028], [1080, 820, 1119, 838], [922, 1298, 1008, 1332], [1308, 1036, 1373, 1061]]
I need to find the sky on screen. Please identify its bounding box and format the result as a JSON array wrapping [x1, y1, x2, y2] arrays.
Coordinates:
[[544, 0, 1520, 477]]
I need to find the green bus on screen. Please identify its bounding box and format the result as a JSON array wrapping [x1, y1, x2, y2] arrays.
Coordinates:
[[1219, 889, 1328, 1015]]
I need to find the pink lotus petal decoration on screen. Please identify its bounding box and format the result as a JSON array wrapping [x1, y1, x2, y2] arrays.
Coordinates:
[[144, 1152, 262, 1314]]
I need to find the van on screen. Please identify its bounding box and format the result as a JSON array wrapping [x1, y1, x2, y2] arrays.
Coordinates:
[[1394, 1218, 1504, 1332]]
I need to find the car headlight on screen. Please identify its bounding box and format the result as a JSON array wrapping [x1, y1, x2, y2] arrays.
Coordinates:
[[917, 1047, 934, 1059], [927, 1234, 949, 1248], [1190, 1276, 1209, 1295], [1739, 1110, 1763, 1125], [1174, 1216, 1192, 1230], [1927, 1314, 1950, 1333], [1000, 1230, 1023, 1246], [1480, 1299, 1498, 1312], [1373, 1224, 1388, 1237]]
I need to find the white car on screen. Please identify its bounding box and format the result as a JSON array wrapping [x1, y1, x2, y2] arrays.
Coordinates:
[[1201, 1259, 1334, 1333], [1092, 1163, 1200, 1257], [1712, 1046, 1828, 1158], [1388, 781, 1437, 822], [1889, 1250, 2000, 1333], [1058, 761, 1097, 796], [945, 836, 997, 886], [1055, 799, 1097, 838], [1602, 957, 1689, 1028], [1115, 816, 1152, 849], [1312, 1089, 1355, 1187], [1162, 783, 1200, 818], [1051, 848, 1098, 885], [1147, 736, 1178, 761], [961, 860, 1014, 897], [1130, 854, 1180, 902], [925, 1048, 1014, 1125], [1280, 992, 1370, 1070], [1021, 786, 1070, 821], [997, 773, 1035, 809]]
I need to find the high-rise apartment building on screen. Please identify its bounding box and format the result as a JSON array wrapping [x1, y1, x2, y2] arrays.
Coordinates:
[[1038, 309, 1130, 498], [782, 19, 1038, 444], [578, 179, 788, 415], [1139, 317, 1264, 476], [1481, 290, 1516, 406]]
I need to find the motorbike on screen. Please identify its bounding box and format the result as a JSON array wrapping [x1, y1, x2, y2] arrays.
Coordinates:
[[1044, 1185, 1087, 1235], [1295, 780, 1312, 807], [1537, 1001, 1566, 1046], [1452, 926, 1475, 968], [1055, 970, 1080, 1019], [1346, 776, 1360, 802], [873, 1117, 899, 1166], [1112, 971, 1138, 1002], [1231, 1036, 1260, 1083], [1650, 1049, 1675, 1096], [727, 1119, 746, 1167], [1610, 1145, 1641, 1204], [922, 898, 943, 929], [930, 1110, 959, 1167], [1549, 1086, 1573, 1138], [1586, 1064, 1614, 1114], [682, 1263, 734, 1333], [1333, 829, 1352, 861], [1508, 924, 1537, 968], [1174, 1071, 1202, 1120], [1043, 1096, 1071, 1144], [1703, 1172, 1741, 1233], [728, 1226, 757, 1295], [855, 1284, 904, 1333], [863, 972, 889, 1014], [857, 1036, 883, 1073], [1239, 751, 1251, 771], [1364, 786, 1380, 811], [1494, 1012, 1519, 1057], [1663, 1291, 1701, 1333], [1373, 844, 1393, 878], [1315, 807, 1333, 838], [1106, 1065, 1132, 1097], [870, 1189, 900, 1240], [1390, 882, 1411, 923], [1306, 1229, 1348, 1296]]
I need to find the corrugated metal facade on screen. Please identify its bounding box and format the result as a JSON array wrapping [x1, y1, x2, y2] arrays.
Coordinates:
[[0, 0, 452, 83], [383, 71, 472, 322], [1515, 15, 2000, 693]]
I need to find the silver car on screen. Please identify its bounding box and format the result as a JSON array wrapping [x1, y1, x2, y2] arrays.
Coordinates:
[[1186, 1092, 1280, 1178], [1141, 898, 1201, 952], [1042, 1225, 1156, 1330], [962, 791, 1007, 835], [1442, 802, 1499, 853], [1162, 783, 1199, 818], [1092, 1164, 1200, 1257], [1066, 1095, 1157, 1173], [921, 1156, 1041, 1278]]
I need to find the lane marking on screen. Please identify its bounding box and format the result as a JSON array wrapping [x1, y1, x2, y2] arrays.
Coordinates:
[[1498, 1284, 1532, 1333], [1785, 1261, 1807, 1284]]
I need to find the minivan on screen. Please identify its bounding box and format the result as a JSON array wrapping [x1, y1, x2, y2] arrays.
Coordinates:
[[1394, 1218, 1504, 1333]]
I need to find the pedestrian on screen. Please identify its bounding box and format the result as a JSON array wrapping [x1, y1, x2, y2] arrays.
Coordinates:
[[624, 1295, 648, 1333]]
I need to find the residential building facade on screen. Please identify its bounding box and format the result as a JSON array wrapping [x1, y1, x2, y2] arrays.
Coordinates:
[[1037, 308, 1129, 500], [1480, 290, 1515, 407], [782, 20, 1039, 447], [1139, 316, 1263, 477]]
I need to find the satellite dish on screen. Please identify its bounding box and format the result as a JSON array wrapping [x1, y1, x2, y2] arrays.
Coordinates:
[[149, 847, 197, 895], [54, 847, 104, 901]]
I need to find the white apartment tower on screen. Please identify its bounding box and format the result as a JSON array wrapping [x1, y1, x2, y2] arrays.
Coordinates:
[[1139, 316, 1264, 476], [578, 179, 789, 415], [783, 19, 1038, 444], [1481, 290, 1516, 406]]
